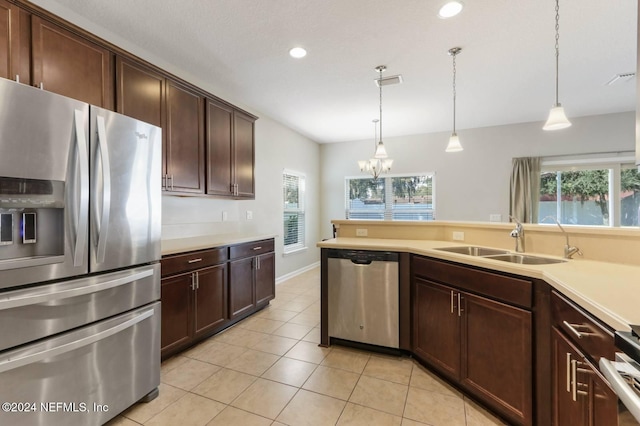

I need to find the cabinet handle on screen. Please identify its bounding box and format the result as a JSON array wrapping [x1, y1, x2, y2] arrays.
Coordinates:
[[566, 353, 572, 392], [571, 359, 578, 401], [15, 75, 19, 83], [252, 246, 262, 251], [169, 174, 174, 191], [191, 273, 196, 291], [195, 273, 199, 290], [187, 258, 203, 264], [457, 293, 463, 317], [563, 321, 590, 339], [162, 174, 167, 190], [450, 291, 455, 314], [257, 256, 261, 270], [38, 82, 44, 90]]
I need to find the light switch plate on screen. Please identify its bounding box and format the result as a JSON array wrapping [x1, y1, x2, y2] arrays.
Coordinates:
[[246, 210, 253, 220], [452, 231, 465, 241], [356, 228, 368, 237], [222, 211, 228, 221]]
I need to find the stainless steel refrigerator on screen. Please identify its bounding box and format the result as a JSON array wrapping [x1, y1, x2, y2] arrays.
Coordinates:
[[0, 77, 162, 426]]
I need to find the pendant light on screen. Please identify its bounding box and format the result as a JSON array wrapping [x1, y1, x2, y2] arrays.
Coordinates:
[[543, 0, 571, 130], [446, 47, 463, 152], [358, 65, 393, 179]]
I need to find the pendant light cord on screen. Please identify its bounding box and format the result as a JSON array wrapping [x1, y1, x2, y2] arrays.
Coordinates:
[[378, 67, 383, 143], [554, 0, 560, 105], [452, 51, 457, 133]]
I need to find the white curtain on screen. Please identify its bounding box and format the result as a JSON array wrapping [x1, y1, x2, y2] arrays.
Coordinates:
[[509, 157, 541, 223]]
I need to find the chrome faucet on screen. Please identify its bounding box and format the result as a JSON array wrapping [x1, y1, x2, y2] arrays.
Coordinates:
[[542, 216, 583, 259], [508, 215, 525, 253]]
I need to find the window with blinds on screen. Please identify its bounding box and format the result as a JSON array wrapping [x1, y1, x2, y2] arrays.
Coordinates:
[[345, 174, 435, 220], [283, 170, 306, 253]]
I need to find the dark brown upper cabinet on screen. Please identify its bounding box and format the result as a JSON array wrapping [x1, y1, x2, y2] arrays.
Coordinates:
[[0, 0, 29, 83], [115, 56, 164, 128], [165, 80, 205, 194], [31, 16, 113, 109], [206, 99, 256, 199]]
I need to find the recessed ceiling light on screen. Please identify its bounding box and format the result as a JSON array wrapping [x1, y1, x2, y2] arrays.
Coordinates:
[[289, 47, 307, 58], [438, 1, 464, 19]]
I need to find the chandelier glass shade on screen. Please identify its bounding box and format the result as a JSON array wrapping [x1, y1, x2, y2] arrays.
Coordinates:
[[358, 66, 393, 179]]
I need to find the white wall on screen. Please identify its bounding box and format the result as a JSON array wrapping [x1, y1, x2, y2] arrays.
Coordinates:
[[320, 112, 635, 239]]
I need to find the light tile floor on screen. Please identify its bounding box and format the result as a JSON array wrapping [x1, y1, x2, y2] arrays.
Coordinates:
[[106, 267, 506, 426]]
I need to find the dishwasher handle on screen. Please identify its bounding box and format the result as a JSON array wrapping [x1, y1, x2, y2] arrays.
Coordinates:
[[351, 259, 373, 265]]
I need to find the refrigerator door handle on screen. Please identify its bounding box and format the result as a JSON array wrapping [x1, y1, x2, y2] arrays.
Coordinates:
[[73, 109, 89, 267], [0, 307, 155, 374], [95, 115, 111, 264], [0, 268, 154, 311]]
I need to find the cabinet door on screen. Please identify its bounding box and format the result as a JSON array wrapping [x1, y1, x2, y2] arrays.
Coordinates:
[[206, 98, 233, 196], [586, 363, 618, 426], [0, 0, 29, 83], [229, 257, 255, 319], [412, 278, 460, 379], [116, 57, 164, 127], [233, 111, 255, 198], [462, 292, 533, 426], [31, 16, 113, 108], [165, 80, 205, 193], [161, 274, 193, 356], [552, 327, 586, 426], [255, 252, 275, 306], [194, 264, 228, 338]]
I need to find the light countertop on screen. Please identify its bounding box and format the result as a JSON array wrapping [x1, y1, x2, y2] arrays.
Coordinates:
[[318, 237, 640, 332], [162, 233, 277, 256]]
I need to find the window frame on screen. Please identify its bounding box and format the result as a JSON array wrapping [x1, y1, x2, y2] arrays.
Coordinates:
[[344, 172, 436, 221], [283, 169, 307, 255], [539, 153, 636, 227]]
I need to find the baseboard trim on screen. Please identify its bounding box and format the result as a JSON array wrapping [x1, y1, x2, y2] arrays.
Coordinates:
[[276, 261, 320, 284]]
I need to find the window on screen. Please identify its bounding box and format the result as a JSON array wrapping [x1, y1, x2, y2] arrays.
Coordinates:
[[283, 170, 306, 253], [345, 174, 435, 220], [538, 155, 640, 227]]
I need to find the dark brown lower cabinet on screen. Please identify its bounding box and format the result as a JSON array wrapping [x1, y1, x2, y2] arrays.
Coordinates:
[[552, 327, 617, 426], [161, 263, 227, 358], [229, 243, 275, 320], [412, 256, 532, 426], [161, 239, 275, 360]]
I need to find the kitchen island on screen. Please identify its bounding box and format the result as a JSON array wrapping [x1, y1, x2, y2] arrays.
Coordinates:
[[318, 222, 640, 426]]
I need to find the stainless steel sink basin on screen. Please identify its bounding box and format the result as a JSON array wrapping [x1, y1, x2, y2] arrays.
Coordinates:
[[484, 254, 567, 265], [435, 246, 510, 256]]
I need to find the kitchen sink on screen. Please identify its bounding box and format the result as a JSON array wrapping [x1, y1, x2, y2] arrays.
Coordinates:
[[483, 254, 567, 265], [435, 246, 511, 256]]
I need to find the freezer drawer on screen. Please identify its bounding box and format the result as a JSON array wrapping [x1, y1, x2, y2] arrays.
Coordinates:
[[0, 263, 159, 352], [0, 302, 160, 426]]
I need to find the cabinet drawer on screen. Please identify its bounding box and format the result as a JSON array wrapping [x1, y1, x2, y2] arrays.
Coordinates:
[[162, 248, 228, 277], [551, 291, 614, 362], [229, 239, 274, 260], [412, 256, 532, 309]]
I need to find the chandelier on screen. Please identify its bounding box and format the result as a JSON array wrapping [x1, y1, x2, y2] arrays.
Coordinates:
[[358, 65, 393, 179]]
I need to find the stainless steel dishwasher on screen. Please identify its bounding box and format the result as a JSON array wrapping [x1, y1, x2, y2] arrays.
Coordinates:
[[327, 249, 399, 349]]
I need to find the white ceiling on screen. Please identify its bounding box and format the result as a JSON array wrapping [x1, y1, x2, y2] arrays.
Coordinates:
[[39, 0, 637, 143]]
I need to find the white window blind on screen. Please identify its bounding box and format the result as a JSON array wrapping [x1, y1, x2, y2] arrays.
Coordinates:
[[345, 174, 435, 221], [283, 170, 306, 253]]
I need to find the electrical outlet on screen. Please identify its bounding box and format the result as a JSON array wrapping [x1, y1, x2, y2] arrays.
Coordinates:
[[452, 231, 465, 241], [356, 228, 368, 237], [246, 210, 253, 220], [489, 214, 502, 222], [222, 211, 228, 222]]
